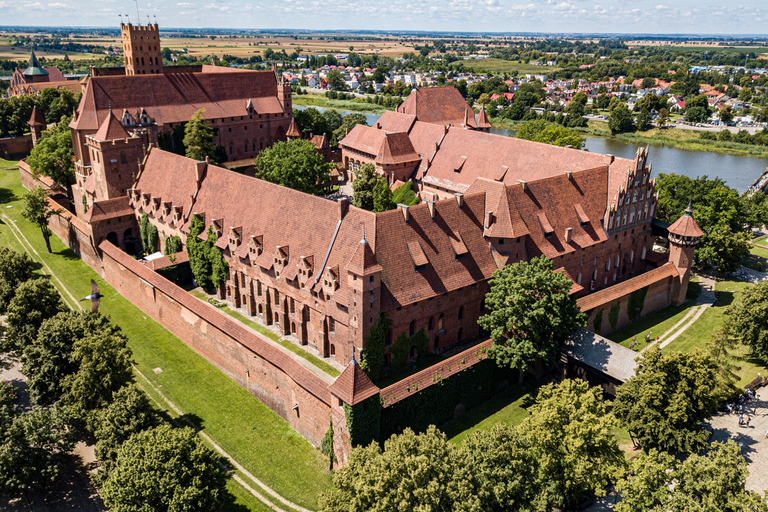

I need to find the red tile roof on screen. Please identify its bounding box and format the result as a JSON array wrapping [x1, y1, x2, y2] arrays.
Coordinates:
[[286, 117, 301, 138], [667, 204, 704, 238], [476, 106, 492, 129], [71, 67, 283, 132], [576, 263, 678, 312], [327, 359, 379, 405], [83, 196, 134, 223], [91, 111, 131, 141], [29, 105, 46, 126], [397, 87, 478, 128]]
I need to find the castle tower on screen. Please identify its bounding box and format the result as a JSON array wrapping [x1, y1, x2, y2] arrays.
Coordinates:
[[277, 75, 293, 116], [120, 22, 163, 75], [23, 51, 50, 84], [28, 105, 46, 147], [667, 201, 703, 306], [345, 227, 383, 355], [286, 118, 301, 141]]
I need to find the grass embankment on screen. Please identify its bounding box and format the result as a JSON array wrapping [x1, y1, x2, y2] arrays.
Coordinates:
[[0, 159, 332, 511], [293, 93, 392, 114], [188, 289, 340, 378], [578, 120, 768, 159]]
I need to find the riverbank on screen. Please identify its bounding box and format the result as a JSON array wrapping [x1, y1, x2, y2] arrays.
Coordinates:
[[292, 93, 393, 114], [576, 120, 768, 159]]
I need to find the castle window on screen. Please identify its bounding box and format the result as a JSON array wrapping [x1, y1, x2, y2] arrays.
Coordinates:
[[428, 317, 434, 331], [244, 140, 249, 153], [229, 143, 234, 156], [328, 317, 335, 333], [438, 313, 444, 330], [458, 306, 464, 320], [120, 151, 127, 164], [409, 321, 415, 337]]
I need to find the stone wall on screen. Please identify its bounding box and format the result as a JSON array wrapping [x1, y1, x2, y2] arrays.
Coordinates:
[[99, 241, 333, 447], [0, 135, 33, 160]]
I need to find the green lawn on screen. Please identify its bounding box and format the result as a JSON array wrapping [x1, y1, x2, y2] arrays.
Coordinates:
[[188, 289, 340, 377], [0, 160, 332, 511], [293, 93, 390, 114], [609, 300, 697, 350]]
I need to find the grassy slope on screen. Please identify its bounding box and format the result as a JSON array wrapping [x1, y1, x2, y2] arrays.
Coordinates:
[[293, 93, 391, 114], [0, 159, 331, 510]]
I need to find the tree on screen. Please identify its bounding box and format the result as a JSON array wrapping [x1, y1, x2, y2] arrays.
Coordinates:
[[684, 94, 711, 123], [26, 115, 75, 199], [320, 426, 465, 512], [458, 423, 543, 512], [392, 181, 419, 206], [616, 442, 766, 512], [478, 256, 586, 372], [696, 225, 751, 274], [722, 280, 768, 360], [613, 347, 725, 454], [608, 103, 635, 134], [100, 425, 227, 512], [163, 235, 183, 255], [0, 404, 75, 493], [718, 105, 735, 125], [3, 277, 65, 353], [564, 92, 588, 127], [373, 177, 395, 213], [255, 139, 332, 195], [294, 107, 329, 137], [636, 108, 652, 131], [208, 227, 229, 290], [519, 379, 625, 509], [94, 384, 161, 473], [656, 107, 670, 128], [21, 186, 60, 253], [140, 213, 159, 254], [61, 331, 133, 425], [0, 247, 35, 313], [186, 213, 213, 289], [359, 314, 390, 380], [326, 69, 348, 91], [516, 119, 585, 149], [22, 311, 120, 406], [352, 163, 377, 211], [183, 109, 217, 163]]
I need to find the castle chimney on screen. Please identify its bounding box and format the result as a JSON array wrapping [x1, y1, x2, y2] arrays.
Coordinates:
[[427, 199, 436, 220], [604, 154, 615, 165], [565, 227, 573, 243], [399, 204, 410, 223], [517, 179, 527, 191], [195, 160, 207, 183], [337, 197, 349, 220], [564, 171, 573, 180], [454, 192, 464, 208]]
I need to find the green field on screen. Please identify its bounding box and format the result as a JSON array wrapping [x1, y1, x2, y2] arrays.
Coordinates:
[[460, 58, 560, 75], [0, 159, 332, 511]]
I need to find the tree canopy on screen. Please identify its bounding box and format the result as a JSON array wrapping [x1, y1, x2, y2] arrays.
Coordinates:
[[516, 119, 585, 148], [183, 109, 217, 163], [21, 186, 60, 253], [0, 247, 35, 314], [254, 139, 332, 195], [3, 277, 66, 353], [608, 103, 635, 134], [100, 425, 227, 512], [478, 256, 586, 372], [352, 163, 377, 211], [613, 347, 726, 454], [26, 115, 75, 197], [721, 279, 768, 359]]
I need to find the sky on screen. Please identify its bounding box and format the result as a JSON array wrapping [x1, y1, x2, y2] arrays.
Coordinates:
[[1, 0, 767, 35]]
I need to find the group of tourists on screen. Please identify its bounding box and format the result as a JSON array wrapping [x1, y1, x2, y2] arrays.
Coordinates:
[[725, 388, 758, 427]]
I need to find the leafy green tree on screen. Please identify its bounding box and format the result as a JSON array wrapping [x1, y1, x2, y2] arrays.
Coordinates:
[[352, 163, 377, 211], [656, 107, 670, 128], [636, 108, 652, 131], [3, 277, 65, 353], [62, 331, 133, 425], [22, 311, 120, 406], [359, 314, 390, 380], [616, 442, 766, 512], [458, 423, 544, 512], [478, 256, 586, 372], [294, 107, 329, 137], [320, 426, 466, 512], [326, 69, 348, 91], [516, 119, 585, 148], [697, 225, 751, 274], [722, 280, 768, 359], [519, 379, 625, 509], [373, 177, 395, 213], [208, 227, 229, 290], [26, 115, 75, 199], [255, 139, 332, 195], [163, 235, 183, 255], [21, 186, 60, 253], [392, 181, 420, 206], [332, 113, 368, 145], [564, 92, 588, 127], [186, 214, 213, 289], [183, 109, 217, 163], [608, 103, 635, 134], [100, 425, 227, 512], [0, 404, 74, 493], [94, 384, 161, 472], [684, 94, 711, 123], [613, 347, 724, 454], [0, 247, 35, 313], [139, 213, 159, 254], [718, 105, 735, 125]]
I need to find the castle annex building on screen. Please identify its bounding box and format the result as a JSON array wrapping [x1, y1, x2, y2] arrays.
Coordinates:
[[7, 51, 80, 97]]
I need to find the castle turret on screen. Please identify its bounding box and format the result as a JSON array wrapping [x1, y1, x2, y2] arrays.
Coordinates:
[[667, 200, 703, 305], [286, 117, 301, 141], [28, 105, 46, 146], [121, 23, 163, 75], [277, 75, 293, 116], [345, 226, 382, 355], [22, 51, 49, 84]]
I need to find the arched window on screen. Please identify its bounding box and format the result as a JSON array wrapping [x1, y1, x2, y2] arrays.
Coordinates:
[[244, 140, 249, 153], [458, 306, 464, 320], [120, 151, 127, 164], [438, 313, 444, 330], [106, 232, 119, 246], [229, 143, 234, 156], [329, 344, 336, 356], [428, 317, 434, 330], [457, 328, 463, 341], [409, 321, 415, 337]]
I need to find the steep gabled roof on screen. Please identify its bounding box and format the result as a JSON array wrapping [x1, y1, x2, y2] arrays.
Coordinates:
[[476, 106, 492, 129], [667, 202, 704, 238], [28, 105, 46, 127], [22, 52, 48, 77], [286, 117, 301, 138], [397, 87, 477, 128], [91, 110, 131, 141], [328, 359, 379, 406]]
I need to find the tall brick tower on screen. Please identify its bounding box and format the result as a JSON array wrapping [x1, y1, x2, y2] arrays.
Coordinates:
[[121, 22, 163, 75], [667, 201, 703, 306], [345, 227, 382, 356], [28, 105, 46, 147]]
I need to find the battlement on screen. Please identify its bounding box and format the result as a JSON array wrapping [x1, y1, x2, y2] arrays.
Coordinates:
[[120, 23, 160, 32]]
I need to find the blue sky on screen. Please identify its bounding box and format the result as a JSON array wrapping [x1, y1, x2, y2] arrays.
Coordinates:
[[1, 0, 766, 34]]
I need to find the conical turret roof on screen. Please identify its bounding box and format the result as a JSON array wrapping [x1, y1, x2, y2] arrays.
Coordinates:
[[28, 105, 46, 127], [286, 117, 301, 138], [92, 109, 131, 141], [23, 51, 49, 77], [328, 354, 379, 406], [667, 200, 704, 238]]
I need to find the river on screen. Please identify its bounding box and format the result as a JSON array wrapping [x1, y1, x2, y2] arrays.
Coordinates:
[[296, 105, 768, 192]]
